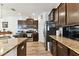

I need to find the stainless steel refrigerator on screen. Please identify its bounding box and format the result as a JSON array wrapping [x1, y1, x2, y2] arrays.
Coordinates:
[[44, 20, 56, 51]]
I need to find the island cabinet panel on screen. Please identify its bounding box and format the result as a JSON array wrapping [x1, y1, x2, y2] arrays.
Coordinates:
[[67, 3, 79, 25], [17, 40, 26, 56], [57, 42, 68, 56], [33, 32, 38, 41], [58, 3, 66, 27], [69, 49, 79, 56]]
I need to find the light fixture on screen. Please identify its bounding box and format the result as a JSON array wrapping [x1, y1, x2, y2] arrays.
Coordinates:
[[0, 4, 4, 20]]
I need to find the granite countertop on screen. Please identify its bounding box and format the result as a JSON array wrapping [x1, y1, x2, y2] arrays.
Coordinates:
[[0, 38, 26, 56], [49, 35, 79, 54]]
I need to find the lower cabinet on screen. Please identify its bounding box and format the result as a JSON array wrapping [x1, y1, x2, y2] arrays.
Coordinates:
[[69, 49, 79, 56], [49, 40, 53, 55], [49, 39, 57, 56], [52, 40, 57, 56], [49, 38, 79, 56], [33, 32, 38, 41], [57, 42, 68, 56], [17, 40, 26, 56]]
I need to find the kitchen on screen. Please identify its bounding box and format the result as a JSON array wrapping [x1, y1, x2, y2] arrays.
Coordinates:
[[47, 3, 79, 56], [0, 3, 79, 56], [0, 3, 58, 56]]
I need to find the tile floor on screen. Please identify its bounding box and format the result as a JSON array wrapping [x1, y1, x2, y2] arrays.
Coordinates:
[[27, 42, 52, 56]]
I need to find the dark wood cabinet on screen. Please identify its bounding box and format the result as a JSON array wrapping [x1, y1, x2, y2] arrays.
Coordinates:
[[17, 40, 26, 56], [49, 38, 57, 56], [33, 20, 38, 29], [26, 18, 34, 25], [52, 40, 57, 56], [54, 8, 59, 26], [67, 3, 79, 25], [48, 9, 56, 21], [33, 32, 38, 41], [58, 3, 79, 26], [48, 12, 52, 20], [69, 49, 79, 56], [57, 42, 68, 56], [49, 3, 79, 26], [58, 3, 66, 27], [48, 37, 79, 56], [18, 20, 26, 25], [49, 40, 53, 55]]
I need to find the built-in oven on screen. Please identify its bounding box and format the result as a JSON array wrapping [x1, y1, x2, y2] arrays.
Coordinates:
[[63, 25, 79, 40]]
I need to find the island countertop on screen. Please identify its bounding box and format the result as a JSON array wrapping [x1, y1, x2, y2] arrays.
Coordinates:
[[0, 38, 26, 56], [49, 35, 79, 54]]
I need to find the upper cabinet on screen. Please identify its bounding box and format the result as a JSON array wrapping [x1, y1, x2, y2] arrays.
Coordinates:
[[49, 3, 79, 27], [26, 18, 34, 25], [54, 8, 59, 26], [33, 20, 38, 29], [18, 19, 38, 29], [48, 9, 56, 21], [67, 3, 79, 25], [58, 3, 66, 27]]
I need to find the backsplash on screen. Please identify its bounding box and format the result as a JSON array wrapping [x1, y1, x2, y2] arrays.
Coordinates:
[[56, 27, 63, 36]]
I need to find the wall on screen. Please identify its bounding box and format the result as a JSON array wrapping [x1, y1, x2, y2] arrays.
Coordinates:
[[0, 9, 26, 35], [38, 12, 49, 42], [0, 8, 51, 43], [0, 9, 52, 43]]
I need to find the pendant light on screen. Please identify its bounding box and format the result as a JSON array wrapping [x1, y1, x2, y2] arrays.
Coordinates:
[[0, 4, 3, 20]]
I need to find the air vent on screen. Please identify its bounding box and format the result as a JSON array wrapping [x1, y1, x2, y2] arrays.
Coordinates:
[[11, 8, 16, 11]]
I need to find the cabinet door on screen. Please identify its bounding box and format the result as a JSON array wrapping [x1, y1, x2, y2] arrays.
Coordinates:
[[33, 32, 38, 41], [49, 40, 53, 55], [48, 9, 56, 21], [58, 3, 66, 27], [52, 40, 57, 56], [57, 42, 68, 56], [54, 8, 59, 26], [17, 41, 26, 56], [67, 3, 79, 25], [69, 49, 79, 56], [33, 20, 38, 29], [49, 39, 57, 56], [26, 18, 34, 25]]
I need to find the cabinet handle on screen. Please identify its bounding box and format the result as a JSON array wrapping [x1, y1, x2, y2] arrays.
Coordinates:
[[21, 45, 24, 50]]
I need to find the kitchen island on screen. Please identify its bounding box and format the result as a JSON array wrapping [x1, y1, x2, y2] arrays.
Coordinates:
[[0, 38, 26, 56]]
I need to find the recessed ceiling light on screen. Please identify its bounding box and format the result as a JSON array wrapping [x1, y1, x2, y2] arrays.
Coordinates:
[[18, 13, 22, 15], [32, 13, 36, 16]]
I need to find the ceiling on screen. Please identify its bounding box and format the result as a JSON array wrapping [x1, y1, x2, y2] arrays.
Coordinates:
[[2, 3, 59, 17]]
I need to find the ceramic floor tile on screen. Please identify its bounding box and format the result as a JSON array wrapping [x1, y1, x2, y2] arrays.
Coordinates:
[[27, 42, 52, 56]]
